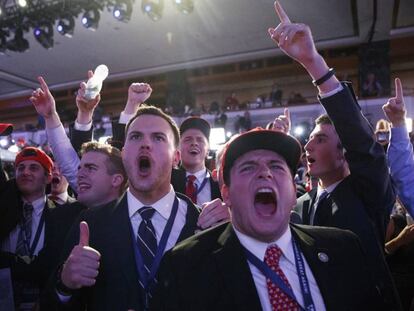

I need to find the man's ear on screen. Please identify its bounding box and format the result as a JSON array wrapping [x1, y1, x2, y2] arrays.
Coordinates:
[[221, 184, 231, 208], [112, 174, 124, 188], [211, 169, 218, 182], [173, 149, 181, 168], [46, 173, 52, 185]]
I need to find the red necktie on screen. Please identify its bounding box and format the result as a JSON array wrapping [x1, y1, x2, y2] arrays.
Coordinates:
[[265, 245, 300, 311], [185, 175, 197, 204]]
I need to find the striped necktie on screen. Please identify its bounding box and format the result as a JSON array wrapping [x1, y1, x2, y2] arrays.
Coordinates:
[[15, 203, 34, 256], [136, 206, 157, 288]]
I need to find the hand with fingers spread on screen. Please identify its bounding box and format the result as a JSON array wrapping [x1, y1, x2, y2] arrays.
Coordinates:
[[382, 78, 406, 128], [76, 70, 101, 124], [124, 83, 153, 115], [272, 108, 291, 134], [268, 1, 318, 67], [61, 221, 101, 289], [197, 198, 230, 230]]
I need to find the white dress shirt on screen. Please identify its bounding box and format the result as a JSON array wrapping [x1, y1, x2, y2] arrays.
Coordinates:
[[46, 124, 80, 191], [186, 168, 212, 206], [234, 226, 326, 311], [127, 185, 188, 252], [1, 196, 47, 256]]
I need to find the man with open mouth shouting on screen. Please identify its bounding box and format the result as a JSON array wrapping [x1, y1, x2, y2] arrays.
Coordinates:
[[151, 127, 386, 311], [171, 117, 221, 206], [53, 105, 199, 311]]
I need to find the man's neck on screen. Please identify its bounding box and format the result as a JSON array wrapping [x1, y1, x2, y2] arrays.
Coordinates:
[[130, 184, 171, 206], [184, 164, 206, 174], [22, 192, 45, 204], [319, 166, 350, 189]]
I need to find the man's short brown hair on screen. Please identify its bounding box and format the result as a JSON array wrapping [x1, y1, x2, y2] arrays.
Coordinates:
[[314, 114, 343, 150], [125, 105, 180, 148], [80, 142, 127, 192]]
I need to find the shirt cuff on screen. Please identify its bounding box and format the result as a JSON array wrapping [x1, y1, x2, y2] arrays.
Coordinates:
[[390, 126, 410, 141], [74, 120, 92, 131], [56, 290, 72, 303], [119, 111, 135, 124], [318, 84, 344, 99]]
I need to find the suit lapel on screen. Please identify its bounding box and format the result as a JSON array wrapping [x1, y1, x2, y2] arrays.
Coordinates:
[[43, 199, 56, 244], [176, 193, 200, 242], [290, 225, 342, 310], [110, 194, 142, 306], [212, 224, 262, 311], [300, 189, 317, 225]]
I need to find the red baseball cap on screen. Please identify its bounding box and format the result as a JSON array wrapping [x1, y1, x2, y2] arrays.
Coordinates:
[[0, 123, 13, 136], [15, 147, 53, 175]]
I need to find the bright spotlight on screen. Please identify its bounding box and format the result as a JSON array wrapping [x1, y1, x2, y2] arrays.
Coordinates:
[[113, 0, 133, 22], [142, 0, 164, 21], [209, 128, 226, 151], [294, 126, 305, 136], [17, 0, 27, 8], [33, 23, 54, 49], [0, 138, 8, 147], [173, 0, 193, 14], [57, 16, 75, 37], [226, 131, 233, 138], [82, 9, 100, 30]]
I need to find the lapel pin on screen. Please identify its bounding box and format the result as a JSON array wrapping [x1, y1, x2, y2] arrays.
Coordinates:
[[317, 252, 329, 263]]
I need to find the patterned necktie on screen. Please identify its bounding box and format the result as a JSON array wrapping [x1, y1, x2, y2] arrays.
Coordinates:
[[15, 203, 34, 256], [185, 175, 197, 204], [136, 206, 157, 286], [265, 245, 300, 311]]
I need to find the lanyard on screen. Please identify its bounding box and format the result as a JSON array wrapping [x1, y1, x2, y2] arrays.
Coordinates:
[[21, 209, 46, 258], [244, 238, 316, 311], [195, 174, 209, 195], [130, 197, 179, 292]]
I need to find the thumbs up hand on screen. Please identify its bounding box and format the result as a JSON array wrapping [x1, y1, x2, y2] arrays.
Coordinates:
[[61, 221, 101, 289]]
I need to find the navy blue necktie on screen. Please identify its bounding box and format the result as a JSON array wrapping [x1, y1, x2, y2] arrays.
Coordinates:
[[136, 206, 157, 286]]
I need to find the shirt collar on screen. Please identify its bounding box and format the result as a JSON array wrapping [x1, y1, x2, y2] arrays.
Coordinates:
[[233, 225, 295, 266], [127, 186, 176, 220], [23, 196, 47, 217], [186, 168, 209, 184], [317, 179, 342, 197], [48, 191, 68, 204]]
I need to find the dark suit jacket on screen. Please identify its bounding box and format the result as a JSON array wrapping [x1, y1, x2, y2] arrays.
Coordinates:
[[294, 83, 400, 308], [171, 167, 222, 202], [152, 222, 390, 311], [48, 192, 199, 311], [0, 179, 86, 289]]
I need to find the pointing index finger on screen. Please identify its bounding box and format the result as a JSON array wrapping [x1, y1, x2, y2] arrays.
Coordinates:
[[275, 1, 291, 23], [395, 78, 403, 103], [37, 76, 50, 93]]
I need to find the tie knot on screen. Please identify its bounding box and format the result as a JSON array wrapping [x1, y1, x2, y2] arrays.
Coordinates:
[[265, 244, 283, 266], [187, 175, 197, 183], [317, 190, 329, 202], [23, 203, 34, 218], [138, 206, 155, 221]]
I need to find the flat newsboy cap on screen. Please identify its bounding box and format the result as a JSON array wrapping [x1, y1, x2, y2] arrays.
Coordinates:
[[221, 128, 302, 185]]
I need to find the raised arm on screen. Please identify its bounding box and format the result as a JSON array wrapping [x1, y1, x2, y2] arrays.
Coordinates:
[[30, 77, 79, 191], [384, 78, 414, 216]]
